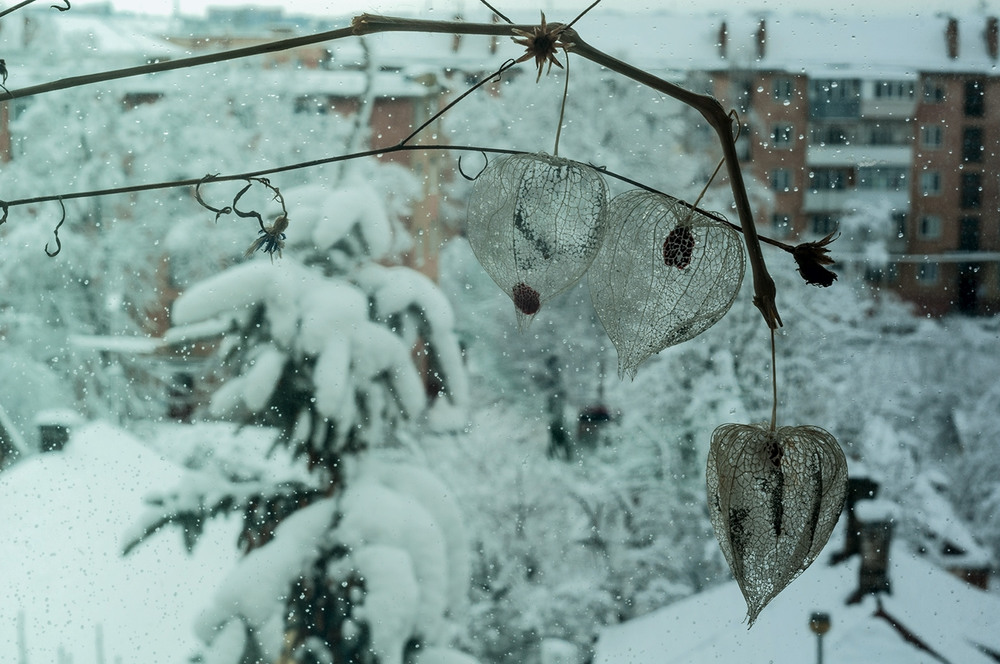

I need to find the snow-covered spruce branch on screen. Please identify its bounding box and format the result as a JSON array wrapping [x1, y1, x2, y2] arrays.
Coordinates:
[[0, 12, 785, 326]]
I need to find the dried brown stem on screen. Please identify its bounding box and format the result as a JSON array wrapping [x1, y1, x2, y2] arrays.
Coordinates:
[[1, 25, 356, 102]]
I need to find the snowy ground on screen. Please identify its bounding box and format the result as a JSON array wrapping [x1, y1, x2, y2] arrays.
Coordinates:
[[0, 421, 241, 664]]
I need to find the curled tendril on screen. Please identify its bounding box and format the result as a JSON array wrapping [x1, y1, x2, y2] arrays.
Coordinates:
[[0, 202, 9, 226], [50, 0, 70, 9], [232, 177, 287, 231], [194, 174, 233, 222], [45, 198, 66, 257], [458, 152, 490, 181], [229, 178, 289, 261]]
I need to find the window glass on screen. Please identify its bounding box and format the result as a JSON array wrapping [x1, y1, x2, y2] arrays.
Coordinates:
[[962, 127, 984, 162], [965, 78, 985, 116], [919, 215, 942, 239], [920, 124, 943, 148], [920, 171, 942, 195]]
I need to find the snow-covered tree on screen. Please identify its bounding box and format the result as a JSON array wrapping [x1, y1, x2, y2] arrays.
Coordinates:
[[122, 160, 477, 663]]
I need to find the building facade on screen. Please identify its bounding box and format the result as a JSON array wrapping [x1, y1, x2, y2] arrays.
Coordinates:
[[699, 15, 1000, 315]]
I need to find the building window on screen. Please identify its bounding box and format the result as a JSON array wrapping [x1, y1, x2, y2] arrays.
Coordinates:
[[920, 171, 941, 196], [772, 77, 794, 101], [294, 94, 330, 114], [770, 168, 792, 191], [810, 168, 849, 191], [736, 123, 751, 161], [812, 124, 850, 145], [857, 167, 907, 190], [893, 212, 908, 240], [965, 79, 985, 117], [771, 213, 792, 237], [809, 78, 862, 118], [920, 124, 943, 148], [857, 121, 910, 146], [918, 215, 942, 239], [960, 216, 981, 250], [771, 123, 794, 147], [810, 214, 839, 235], [962, 127, 984, 162], [922, 77, 946, 103], [733, 78, 753, 113], [961, 173, 982, 209], [874, 80, 915, 99], [917, 262, 939, 285]]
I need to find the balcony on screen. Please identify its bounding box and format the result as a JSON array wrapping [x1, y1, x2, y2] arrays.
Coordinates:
[[807, 145, 912, 167], [860, 98, 918, 119], [803, 189, 910, 213]]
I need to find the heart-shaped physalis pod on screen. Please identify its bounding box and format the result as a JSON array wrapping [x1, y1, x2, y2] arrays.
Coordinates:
[[589, 190, 745, 378], [467, 152, 609, 327], [706, 422, 848, 627]]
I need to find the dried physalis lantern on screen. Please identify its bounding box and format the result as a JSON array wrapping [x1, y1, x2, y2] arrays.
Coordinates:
[[467, 152, 609, 326], [706, 422, 848, 626], [589, 190, 745, 378]]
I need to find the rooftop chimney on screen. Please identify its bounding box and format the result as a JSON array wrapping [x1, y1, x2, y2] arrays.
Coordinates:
[[830, 475, 879, 564], [987, 17, 999, 60], [718, 21, 728, 59], [947, 17, 959, 59], [756, 19, 767, 59], [855, 501, 895, 597]]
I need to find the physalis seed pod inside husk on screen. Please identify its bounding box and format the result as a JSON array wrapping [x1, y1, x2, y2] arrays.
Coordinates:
[[706, 422, 848, 627], [467, 152, 609, 326], [589, 190, 744, 378]]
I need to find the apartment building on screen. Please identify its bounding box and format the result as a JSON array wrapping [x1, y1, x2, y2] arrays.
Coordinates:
[[695, 14, 1000, 315]]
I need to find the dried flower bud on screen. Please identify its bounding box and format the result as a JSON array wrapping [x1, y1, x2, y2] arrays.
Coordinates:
[[793, 232, 839, 287]]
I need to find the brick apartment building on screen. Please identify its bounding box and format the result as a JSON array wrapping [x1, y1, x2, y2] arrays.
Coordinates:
[[687, 14, 1000, 315]]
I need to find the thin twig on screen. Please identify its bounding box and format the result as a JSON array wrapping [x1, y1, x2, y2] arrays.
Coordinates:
[[0, 0, 37, 20], [769, 327, 777, 432], [477, 0, 512, 24], [399, 58, 519, 146], [565, 0, 603, 30], [1, 25, 356, 102], [553, 50, 570, 156], [0, 143, 795, 256]]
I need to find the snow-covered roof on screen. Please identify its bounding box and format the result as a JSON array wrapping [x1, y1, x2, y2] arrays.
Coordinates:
[[346, 9, 1000, 79], [0, 421, 241, 664], [9, 9, 996, 90], [594, 541, 1000, 664]]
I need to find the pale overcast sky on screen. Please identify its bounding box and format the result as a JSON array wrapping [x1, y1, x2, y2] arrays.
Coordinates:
[[71, 0, 996, 19]]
